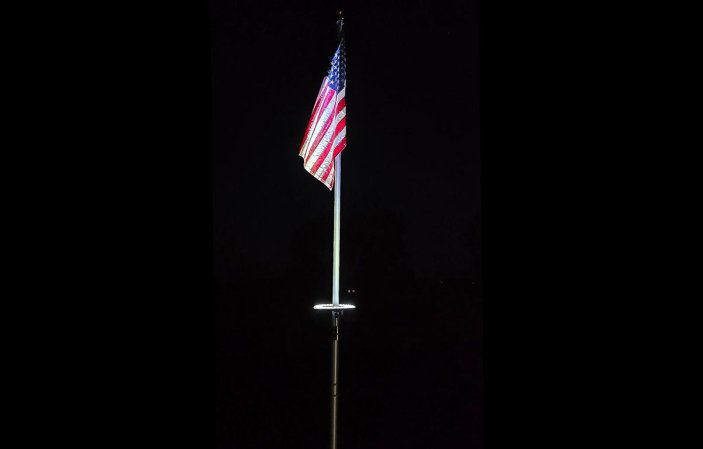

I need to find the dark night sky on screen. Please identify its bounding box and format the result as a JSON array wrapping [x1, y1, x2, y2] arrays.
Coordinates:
[[213, 0, 479, 284], [10, 2, 641, 447], [213, 0, 481, 448]]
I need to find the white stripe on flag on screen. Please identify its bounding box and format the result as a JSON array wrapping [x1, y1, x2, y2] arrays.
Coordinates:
[[304, 100, 337, 171]]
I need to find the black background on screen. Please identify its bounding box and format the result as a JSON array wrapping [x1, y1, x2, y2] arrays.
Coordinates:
[[213, 0, 481, 447], [8, 0, 658, 447]]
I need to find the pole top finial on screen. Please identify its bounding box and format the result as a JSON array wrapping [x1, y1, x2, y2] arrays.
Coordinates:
[[336, 11, 344, 38]]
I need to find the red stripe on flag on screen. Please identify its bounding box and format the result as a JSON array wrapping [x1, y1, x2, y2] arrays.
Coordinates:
[[336, 96, 346, 113], [300, 86, 335, 159], [332, 133, 347, 159], [298, 80, 328, 156], [309, 105, 346, 176], [319, 153, 337, 188], [309, 138, 334, 176], [319, 134, 346, 183], [303, 89, 338, 165]]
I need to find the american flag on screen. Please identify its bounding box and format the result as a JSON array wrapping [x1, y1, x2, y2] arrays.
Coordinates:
[[298, 39, 347, 190]]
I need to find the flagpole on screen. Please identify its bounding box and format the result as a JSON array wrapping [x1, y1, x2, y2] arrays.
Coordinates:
[[311, 12, 353, 449], [332, 153, 341, 306], [331, 307, 340, 449], [331, 12, 343, 449]]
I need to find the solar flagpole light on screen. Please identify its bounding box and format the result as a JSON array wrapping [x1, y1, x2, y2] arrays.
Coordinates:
[[311, 12, 354, 449], [299, 10, 353, 449]]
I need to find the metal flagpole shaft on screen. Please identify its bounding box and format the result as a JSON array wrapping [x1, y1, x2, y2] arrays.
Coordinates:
[[331, 154, 341, 448], [332, 8, 343, 307], [331, 311, 340, 449], [332, 154, 341, 306], [331, 14, 346, 449]]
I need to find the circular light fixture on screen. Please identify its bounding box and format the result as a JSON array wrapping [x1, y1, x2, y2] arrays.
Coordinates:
[[313, 304, 356, 310]]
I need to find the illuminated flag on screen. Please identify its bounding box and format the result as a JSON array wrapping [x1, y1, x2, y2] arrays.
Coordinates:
[[298, 39, 347, 190]]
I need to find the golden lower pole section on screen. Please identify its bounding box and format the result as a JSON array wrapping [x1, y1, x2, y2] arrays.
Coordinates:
[[331, 311, 340, 449]]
